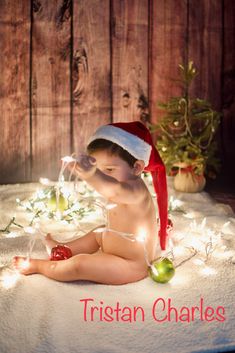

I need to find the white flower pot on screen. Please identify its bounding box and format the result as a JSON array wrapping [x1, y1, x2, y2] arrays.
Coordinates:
[[174, 168, 206, 193]]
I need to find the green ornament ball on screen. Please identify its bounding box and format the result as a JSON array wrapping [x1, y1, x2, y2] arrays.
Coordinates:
[[148, 258, 175, 284], [47, 191, 68, 212]]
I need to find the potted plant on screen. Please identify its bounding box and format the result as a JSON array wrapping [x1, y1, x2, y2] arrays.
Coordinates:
[[151, 61, 221, 193]]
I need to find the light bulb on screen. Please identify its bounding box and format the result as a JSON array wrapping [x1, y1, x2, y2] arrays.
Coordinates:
[[61, 156, 77, 163], [20, 259, 30, 270], [136, 228, 146, 243], [39, 177, 51, 185], [24, 227, 36, 234], [1, 271, 20, 289], [106, 203, 117, 210]]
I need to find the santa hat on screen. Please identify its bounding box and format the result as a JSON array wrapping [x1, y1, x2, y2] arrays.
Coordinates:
[[88, 121, 169, 250]]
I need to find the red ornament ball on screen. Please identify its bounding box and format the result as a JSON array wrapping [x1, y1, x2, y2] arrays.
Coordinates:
[[50, 245, 73, 261]]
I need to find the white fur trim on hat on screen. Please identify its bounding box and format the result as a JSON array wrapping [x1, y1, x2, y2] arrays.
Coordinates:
[[88, 125, 152, 166]]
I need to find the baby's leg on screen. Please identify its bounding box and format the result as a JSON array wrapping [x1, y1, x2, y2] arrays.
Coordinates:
[[44, 225, 105, 255], [13, 253, 148, 285]]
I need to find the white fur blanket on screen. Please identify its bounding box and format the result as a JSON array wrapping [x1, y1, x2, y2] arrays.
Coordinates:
[[0, 179, 235, 353]]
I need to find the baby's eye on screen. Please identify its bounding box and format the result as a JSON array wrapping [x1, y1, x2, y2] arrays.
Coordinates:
[[106, 168, 113, 172]]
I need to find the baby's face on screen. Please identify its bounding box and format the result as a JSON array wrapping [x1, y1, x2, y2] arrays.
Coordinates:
[[90, 150, 136, 182]]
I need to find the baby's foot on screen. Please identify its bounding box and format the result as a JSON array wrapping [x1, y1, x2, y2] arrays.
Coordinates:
[[43, 233, 59, 255], [12, 256, 37, 275]]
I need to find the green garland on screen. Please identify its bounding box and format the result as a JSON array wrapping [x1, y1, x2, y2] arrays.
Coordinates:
[[0, 185, 97, 234], [0, 178, 185, 235]]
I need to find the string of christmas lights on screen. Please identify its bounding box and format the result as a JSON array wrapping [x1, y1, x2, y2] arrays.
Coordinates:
[[0, 155, 234, 288]]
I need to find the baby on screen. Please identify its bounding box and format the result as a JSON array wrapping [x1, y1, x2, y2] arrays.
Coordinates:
[[13, 121, 168, 285]]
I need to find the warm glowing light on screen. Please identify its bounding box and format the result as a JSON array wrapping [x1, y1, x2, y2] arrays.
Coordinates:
[[24, 226, 36, 234], [60, 220, 70, 226], [6, 232, 18, 238], [136, 228, 146, 243], [60, 187, 71, 198], [173, 246, 185, 256], [19, 259, 30, 270], [34, 223, 40, 230], [184, 211, 198, 219], [94, 227, 106, 233], [55, 210, 62, 220], [189, 237, 203, 249], [169, 196, 184, 209], [1, 271, 20, 289], [82, 212, 101, 222], [190, 218, 207, 232], [106, 203, 117, 210], [193, 258, 205, 266], [61, 156, 77, 163], [63, 203, 80, 214], [168, 238, 174, 249], [200, 266, 217, 276], [59, 175, 65, 183], [213, 249, 234, 260], [39, 177, 51, 185]]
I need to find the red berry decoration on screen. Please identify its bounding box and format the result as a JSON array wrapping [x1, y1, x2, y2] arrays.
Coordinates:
[[50, 245, 72, 261]]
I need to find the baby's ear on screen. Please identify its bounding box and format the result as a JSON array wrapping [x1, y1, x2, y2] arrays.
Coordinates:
[[133, 160, 145, 175]]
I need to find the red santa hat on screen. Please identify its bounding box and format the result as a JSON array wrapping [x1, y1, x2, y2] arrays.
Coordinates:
[[88, 121, 169, 250]]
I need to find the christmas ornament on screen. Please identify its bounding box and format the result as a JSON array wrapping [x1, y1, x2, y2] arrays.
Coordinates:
[[50, 245, 72, 261], [149, 258, 175, 283], [47, 190, 68, 212]]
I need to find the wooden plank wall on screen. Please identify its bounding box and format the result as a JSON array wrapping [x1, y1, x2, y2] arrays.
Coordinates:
[[149, 0, 188, 122], [112, 0, 149, 122], [0, 0, 234, 183], [72, 0, 111, 153], [31, 0, 71, 180], [188, 0, 222, 111], [0, 1, 31, 183]]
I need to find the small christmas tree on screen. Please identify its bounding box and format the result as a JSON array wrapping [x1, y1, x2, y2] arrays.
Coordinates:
[[152, 61, 221, 178]]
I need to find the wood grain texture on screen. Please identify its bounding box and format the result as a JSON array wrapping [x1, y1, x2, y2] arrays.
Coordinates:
[[72, 0, 111, 153], [222, 0, 235, 168], [0, 0, 234, 183], [31, 0, 71, 180], [149, 0, 187, 125], [0, 1, 31, 183], [111, 0, 149, 123], [188, 0, 222, 110]]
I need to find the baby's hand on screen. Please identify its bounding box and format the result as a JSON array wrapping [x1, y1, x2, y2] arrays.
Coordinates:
[[68, 154, 97, 180]]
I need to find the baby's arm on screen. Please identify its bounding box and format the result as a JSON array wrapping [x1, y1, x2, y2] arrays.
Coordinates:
[[69, 155, 146, 204]]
